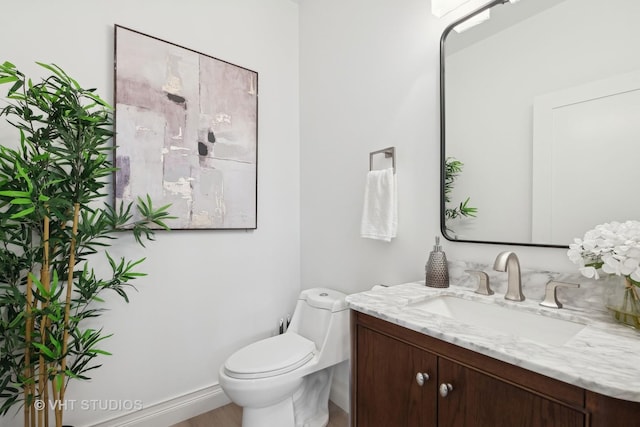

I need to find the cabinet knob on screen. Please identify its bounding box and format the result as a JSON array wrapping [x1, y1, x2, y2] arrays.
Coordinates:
[[415, 372, 430, 386], [439, 383, 453, 397]]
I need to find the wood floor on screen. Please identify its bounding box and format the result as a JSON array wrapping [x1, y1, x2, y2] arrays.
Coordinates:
[[171, 401, 348, 427]]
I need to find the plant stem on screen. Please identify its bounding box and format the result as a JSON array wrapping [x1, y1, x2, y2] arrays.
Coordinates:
[[58, 202, 80, 426], [51, 379, 60, 427], [36, 217, 51, 427], [620, 277, 640, 328], [42, 215, 52, 427], [24, 275, 33, 427], [628, 283, 640, 328]]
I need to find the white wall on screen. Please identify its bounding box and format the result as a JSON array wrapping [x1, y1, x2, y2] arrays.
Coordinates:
[[0, 1, 300, 426], [299, 0, 438, 295]]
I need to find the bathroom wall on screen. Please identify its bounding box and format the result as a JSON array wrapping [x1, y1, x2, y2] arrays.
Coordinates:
[[299, 0, 582, 411], [299, 0, 437, 295], [299, 0, 580, 296], [0, 1, 300, 426]]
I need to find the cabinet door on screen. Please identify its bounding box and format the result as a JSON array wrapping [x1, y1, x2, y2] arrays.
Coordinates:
[[438, 358, 585, 427], [355, 326, 437, 427]]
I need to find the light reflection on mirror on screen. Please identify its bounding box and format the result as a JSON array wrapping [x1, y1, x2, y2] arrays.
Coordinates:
[[441, 0, 640, 248]]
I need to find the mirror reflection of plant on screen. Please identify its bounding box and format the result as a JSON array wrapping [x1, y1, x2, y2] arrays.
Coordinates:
[[0, 61, 174, 427], [444, 157, 477, 221]]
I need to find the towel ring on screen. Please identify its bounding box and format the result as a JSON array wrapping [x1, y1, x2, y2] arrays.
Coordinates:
[[369, 147, 395, 173]]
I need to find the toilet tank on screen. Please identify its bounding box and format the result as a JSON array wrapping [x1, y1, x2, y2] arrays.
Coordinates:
[[288, 288, 348, 351]]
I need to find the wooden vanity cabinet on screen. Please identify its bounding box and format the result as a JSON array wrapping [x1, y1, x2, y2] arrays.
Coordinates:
[[351, 311, 638, 427], [355, 326, 437, 426], [437, 358, 584, 426]]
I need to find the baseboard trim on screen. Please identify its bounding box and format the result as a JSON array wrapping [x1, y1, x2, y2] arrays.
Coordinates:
[[90, 384, 230, 427]]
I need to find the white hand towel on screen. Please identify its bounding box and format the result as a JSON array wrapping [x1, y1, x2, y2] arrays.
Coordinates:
[[360, 168, 397, 242]]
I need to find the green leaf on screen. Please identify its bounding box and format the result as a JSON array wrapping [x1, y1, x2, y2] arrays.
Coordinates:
[[0, 76, 18, 84], [48, 311, 61, 323], [36, 62, 66, 81], [31, 342, 55, 360], [50, 334, 62, 354], [8, 311, 24, 328], [127, 257, 147, 270], [30, 273, 48, 298], [49, 269, 59, 299], [124, 272, 147, 278], [9, 198, 32, 205], [10, 206, 34, 219], [8, 79, 23, 95], [64, 369, 79, 379], [0, 190, 30, 198], [54, 374, 64, 392], [88, 349, 112, 356], [84, 92, 113, 109], [15, 162, 33, 193], [106, 251, 116, 271]]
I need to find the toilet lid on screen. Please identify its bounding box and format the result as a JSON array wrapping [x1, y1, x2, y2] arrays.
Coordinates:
[[224, 333, 316, 379]]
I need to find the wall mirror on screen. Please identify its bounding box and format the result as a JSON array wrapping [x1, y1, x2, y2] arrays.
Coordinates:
[[440, 0, 640, 248]]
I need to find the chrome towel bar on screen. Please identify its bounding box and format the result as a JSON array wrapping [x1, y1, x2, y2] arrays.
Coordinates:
[[369, 146, 395, 173]]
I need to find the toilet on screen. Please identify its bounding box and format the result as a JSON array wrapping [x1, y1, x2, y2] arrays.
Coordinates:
[[219, 288, 350, 427]]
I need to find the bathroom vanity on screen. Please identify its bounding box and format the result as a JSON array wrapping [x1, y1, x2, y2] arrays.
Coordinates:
[[347, 268, 640, 427]]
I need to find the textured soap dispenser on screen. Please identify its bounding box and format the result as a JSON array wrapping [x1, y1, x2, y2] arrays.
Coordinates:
[[425, 236, 449, 288]]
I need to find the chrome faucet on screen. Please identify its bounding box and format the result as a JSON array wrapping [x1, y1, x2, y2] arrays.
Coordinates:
[[493, 251, 525, 301]]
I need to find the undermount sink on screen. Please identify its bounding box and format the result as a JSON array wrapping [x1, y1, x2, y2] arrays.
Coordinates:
[[410, 295, 586, 346]]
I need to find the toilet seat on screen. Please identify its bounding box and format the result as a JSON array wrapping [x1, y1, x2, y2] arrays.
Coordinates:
[[224, 333, 316, 379]]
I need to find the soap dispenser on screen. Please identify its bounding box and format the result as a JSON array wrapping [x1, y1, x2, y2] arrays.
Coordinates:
[[425, 236, 449, 288]]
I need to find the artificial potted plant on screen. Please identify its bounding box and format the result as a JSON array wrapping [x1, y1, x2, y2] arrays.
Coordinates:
[[0, 61, 172, 427]]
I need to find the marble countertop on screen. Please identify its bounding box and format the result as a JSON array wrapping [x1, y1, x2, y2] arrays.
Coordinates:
[[346, 260, 640, 402]]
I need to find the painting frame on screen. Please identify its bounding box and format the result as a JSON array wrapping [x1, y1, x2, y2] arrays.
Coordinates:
[[113, 25, 258, 230]]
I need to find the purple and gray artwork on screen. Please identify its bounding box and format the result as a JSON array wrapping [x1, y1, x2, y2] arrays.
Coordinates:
[[114, 26, 257, 229]]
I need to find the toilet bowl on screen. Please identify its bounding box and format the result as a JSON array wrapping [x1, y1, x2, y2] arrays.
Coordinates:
[[219, 288, 350, 427]]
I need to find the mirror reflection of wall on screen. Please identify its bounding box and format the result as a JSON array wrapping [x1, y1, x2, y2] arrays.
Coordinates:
[[442, 0, 640, 247]]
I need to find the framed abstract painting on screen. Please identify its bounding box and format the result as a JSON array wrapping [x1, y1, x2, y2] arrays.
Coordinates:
[[114, 25, 258, 229]]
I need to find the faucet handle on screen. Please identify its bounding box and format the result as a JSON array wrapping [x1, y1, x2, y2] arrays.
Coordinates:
[[539, 281, 580, 309], [466, 270, 494, 296]]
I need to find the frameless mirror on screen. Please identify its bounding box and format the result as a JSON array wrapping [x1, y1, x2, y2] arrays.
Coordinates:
[[440, 0, 640, 248]]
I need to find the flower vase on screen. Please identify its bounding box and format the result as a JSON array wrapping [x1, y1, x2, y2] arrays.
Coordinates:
[[605, 276, 640, 329]]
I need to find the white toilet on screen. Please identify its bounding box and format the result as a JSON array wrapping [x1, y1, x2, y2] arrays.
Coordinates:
[[219, 288, 350, 427]]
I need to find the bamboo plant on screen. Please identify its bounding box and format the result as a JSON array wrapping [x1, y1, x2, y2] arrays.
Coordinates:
[[444, 157, 477, 221], [0, 61, 172, 427]]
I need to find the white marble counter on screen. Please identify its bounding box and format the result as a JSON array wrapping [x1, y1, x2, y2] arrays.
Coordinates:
[[346, 260, 640, 402]]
